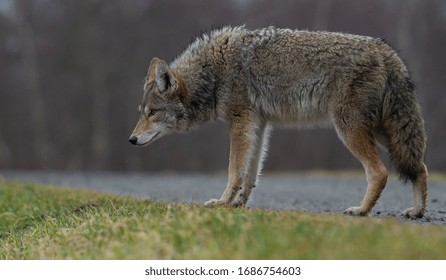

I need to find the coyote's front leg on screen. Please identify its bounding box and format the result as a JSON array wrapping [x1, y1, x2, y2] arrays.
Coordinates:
[[231, 122, 270, 207], [204, 112, 259, 207]]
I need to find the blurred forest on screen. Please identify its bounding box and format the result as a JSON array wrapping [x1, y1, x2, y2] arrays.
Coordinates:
[[0, 0, 445, 173]]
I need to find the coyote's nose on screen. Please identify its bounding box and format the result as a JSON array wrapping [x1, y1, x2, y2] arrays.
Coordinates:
[[129, 136, 138, 145]]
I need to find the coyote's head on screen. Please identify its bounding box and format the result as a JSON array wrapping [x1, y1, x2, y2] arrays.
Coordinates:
[[129, 58, 188, 146]]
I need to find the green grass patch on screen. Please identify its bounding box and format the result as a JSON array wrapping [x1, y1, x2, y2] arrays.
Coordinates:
[[1, 181, 446, 259]]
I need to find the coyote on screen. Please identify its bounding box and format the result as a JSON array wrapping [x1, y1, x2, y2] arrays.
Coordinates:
[[129, 26, 428, 219]]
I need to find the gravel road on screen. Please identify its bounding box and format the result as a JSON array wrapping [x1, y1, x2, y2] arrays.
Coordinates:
[[2, 171, 445, 226]]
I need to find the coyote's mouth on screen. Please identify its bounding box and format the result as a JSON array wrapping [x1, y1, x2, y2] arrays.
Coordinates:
[[140, 132, 160, 146], [130, 131, 161, 147]]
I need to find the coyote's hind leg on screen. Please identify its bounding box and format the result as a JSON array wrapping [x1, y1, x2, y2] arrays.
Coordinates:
[[402, 163, 428, 219], [335, 125, 388, 216]]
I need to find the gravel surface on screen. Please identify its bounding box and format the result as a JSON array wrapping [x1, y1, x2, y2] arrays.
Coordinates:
[[2, 171, 446, 226]]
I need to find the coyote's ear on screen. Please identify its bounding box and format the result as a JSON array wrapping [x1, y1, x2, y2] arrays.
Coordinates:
[[147, 57, 160, 83], [155, 60, 177, 93]]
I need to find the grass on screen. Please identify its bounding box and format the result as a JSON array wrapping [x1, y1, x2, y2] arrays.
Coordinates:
[[1, 181, 446, 259]]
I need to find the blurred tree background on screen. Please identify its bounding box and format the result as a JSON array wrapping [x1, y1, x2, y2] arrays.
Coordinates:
[[0, 0, 445, 173]]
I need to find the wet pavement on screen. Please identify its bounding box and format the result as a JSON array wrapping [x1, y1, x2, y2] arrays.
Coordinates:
[[1, 171, 446, 226]]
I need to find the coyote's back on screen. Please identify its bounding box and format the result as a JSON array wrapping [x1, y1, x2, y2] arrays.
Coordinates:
[[130, 26, 428, 219]]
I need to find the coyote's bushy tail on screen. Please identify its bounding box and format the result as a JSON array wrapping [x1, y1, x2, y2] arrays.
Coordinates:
[[382, 57, 427, 183]]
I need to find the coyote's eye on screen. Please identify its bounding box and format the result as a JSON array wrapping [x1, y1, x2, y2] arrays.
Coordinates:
[[147, 109, 158, 117], [142, 106, 158, 117]]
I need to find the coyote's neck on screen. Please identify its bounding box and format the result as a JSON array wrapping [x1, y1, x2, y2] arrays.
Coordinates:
[[169, 28, 245, 127], [171, 60, 218, 128]]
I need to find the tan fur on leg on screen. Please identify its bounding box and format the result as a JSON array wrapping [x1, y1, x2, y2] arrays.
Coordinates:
[[403, 163, 428, 219], [338, 129, 388, 216], [205, 112, 257, 207], [232, 123, 271, 207]]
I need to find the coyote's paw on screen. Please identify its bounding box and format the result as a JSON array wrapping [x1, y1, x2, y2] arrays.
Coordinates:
[[230, 197, 247, 208], [402, 207, 424, 219], [230, 192, 248, 207], [204, 199, 224, 208], [343, 206, 369, 217]]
